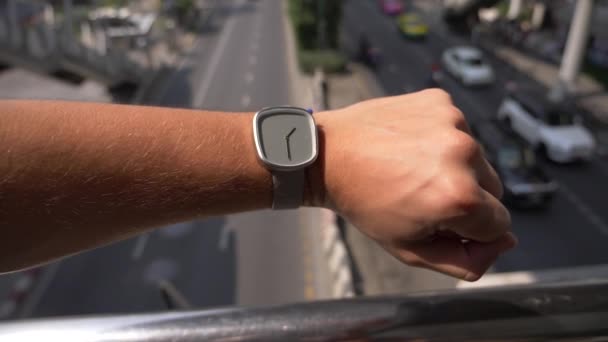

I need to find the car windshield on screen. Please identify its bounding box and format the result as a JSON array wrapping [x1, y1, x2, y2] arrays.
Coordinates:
[[545, 110, 576, 126], [497, 146, 535, 169], [463, 56, 484, 66]]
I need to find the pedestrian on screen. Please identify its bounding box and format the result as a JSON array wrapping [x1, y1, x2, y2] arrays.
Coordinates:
[[0, 90, 516, 281]]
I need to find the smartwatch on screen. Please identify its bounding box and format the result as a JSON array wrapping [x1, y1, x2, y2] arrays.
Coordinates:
[[253, 106, 318, 209]]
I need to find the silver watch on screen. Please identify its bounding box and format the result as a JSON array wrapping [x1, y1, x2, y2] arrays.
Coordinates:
[[253, 106, 318, 209]]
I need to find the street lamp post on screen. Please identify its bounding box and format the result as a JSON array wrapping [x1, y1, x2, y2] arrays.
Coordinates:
[[507, 0, 523, 20], [531, 2, 546, 29], [556, 0, 594, 95]]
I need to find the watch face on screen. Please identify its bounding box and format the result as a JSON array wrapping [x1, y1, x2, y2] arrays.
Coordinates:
[[254, 107, 318, 170]]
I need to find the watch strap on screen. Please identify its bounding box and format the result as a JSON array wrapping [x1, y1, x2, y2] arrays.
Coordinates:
[[272, 170, 305, 209]]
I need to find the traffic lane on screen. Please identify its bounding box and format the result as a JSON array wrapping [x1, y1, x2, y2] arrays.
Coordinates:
[[246, 0, 289, 111], [30, 218, 231, 317], [342, 0, 434, 94], [143, 219, 235, 309], [496, 194, 608, 272], [225, 0, 312, 305], [231, 210, 311, 306], [343, 0, 502, 109], [29, 239, 161, 317], [192, 0, 256, 111]]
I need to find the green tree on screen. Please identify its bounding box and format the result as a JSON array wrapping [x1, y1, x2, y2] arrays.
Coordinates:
[[289, 0, 343, 50], [100, 0, 127, 7], [288, 0, 346, 73]]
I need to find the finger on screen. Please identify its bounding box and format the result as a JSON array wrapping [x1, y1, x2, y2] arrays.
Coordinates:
[[390, 232, 518, 281], [473, 153, 504, 199], [450, 107, 473, 135], [448, 187, 512, 243], [444, 124, 503, 199]]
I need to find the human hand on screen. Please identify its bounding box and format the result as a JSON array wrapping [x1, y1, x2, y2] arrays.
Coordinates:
[[314, 89, 517, 281]]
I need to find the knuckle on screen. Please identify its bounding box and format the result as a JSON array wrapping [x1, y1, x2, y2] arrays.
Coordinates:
[[445, 131, 479, 159], [423, 88, 452, 102], [441, 177, 482, 213], [452, 191, 483, 214], [445, 106, 467, 126]]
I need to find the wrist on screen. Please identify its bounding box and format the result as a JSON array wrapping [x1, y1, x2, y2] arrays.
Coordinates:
[[303, 111, 333, 209], [238, 112, 273, 210]]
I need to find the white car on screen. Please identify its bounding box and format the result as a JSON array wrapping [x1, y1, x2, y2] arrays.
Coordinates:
[[497, 91, 596, 163], [441, 46, 494, 86]]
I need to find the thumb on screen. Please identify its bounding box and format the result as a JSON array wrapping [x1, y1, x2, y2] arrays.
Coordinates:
[[388, 232, 518, 281]]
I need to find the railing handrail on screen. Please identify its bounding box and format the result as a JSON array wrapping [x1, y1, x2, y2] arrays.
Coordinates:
[[1, 279, 608, 341]]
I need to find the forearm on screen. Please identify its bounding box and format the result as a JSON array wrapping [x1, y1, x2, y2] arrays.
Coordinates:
[[0, 100, 271, 271]]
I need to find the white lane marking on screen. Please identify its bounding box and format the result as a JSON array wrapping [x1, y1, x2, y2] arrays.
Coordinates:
[[193, 0, 245, 108], [241, 94, 251, 108], [143, 258, 179, 284], [249, 55, 258, 66], [219, 225, 235, 251], [244, 71, 255, 84], [18, 262, 61, 318], [132, 234, 150, 260], [559, 181, 608, 236]]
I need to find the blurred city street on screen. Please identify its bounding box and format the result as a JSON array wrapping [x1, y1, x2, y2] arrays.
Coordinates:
[[2, 0, 608, 328]]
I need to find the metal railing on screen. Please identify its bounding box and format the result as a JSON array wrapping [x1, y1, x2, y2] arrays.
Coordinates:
[[0, 279, 607, 341]]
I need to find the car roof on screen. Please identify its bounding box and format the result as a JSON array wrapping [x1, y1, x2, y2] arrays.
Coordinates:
[[449, 46, 482, 59], [400, 13, 421, 19], [508, 89, 575, 118]]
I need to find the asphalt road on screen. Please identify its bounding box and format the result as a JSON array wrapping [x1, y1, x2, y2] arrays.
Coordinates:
[[343, 0, 608, 272], [17, 0, 318, 318]]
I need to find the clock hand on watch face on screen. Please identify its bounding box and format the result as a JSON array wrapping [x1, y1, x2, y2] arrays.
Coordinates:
[[285, 127, 296, 161]]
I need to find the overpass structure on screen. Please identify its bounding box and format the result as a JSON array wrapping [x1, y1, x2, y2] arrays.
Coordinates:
[[0, 0, 148, 88]]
